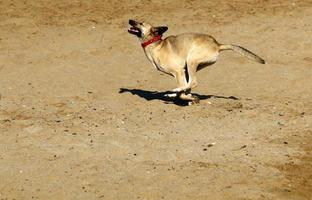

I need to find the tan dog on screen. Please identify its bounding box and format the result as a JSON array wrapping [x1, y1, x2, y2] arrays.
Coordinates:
[[128, 19, 265, 104]]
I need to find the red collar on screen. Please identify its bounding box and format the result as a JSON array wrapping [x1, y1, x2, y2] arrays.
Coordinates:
[[141, 35, 162, 48]]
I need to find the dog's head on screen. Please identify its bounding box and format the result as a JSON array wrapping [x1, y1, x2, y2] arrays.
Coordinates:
[[128, 19, 168, 40]]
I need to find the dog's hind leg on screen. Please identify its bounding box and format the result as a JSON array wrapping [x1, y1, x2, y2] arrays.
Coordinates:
[[179, 92, 199, 104], [185, 61, 198, 90]]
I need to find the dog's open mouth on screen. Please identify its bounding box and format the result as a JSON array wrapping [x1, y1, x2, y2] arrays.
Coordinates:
[[128, 20, 142, 37], [128, 26, 141, 35]]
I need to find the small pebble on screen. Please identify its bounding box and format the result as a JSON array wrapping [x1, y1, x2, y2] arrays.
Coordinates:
[[207, 142, 216, 147]]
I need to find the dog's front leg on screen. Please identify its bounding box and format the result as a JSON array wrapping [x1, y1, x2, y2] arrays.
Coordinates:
[[172, 70, 187, 92], [176, 61, 198, 92], [171, 66, 199, 104], [171, 70, 198, 103], [164, 70, 185, 98]]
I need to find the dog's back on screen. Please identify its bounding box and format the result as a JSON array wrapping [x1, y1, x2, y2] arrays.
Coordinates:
[[160, 33, 220, 59]]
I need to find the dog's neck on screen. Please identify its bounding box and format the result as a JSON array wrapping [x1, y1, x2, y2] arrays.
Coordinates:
[[141, 35, 162, 48]]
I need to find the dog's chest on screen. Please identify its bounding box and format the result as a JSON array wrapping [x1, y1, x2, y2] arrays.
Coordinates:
[[151, 59, 165, 72], [145, 51, 169, 74]]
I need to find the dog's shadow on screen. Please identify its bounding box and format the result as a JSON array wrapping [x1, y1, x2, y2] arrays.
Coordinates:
[[119, 88, 239, 106]]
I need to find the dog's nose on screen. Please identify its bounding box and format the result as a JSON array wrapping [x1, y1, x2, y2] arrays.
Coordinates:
[[129, 19, 136, 26]]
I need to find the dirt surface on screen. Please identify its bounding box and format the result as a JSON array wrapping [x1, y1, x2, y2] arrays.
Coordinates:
[[0, 0, 312, 199]]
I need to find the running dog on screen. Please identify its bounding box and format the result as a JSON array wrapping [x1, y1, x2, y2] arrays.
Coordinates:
[[128, 19, 265, 104]]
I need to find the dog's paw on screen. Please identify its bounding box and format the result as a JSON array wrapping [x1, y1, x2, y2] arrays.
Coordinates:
[[164, 93, 177, 98]]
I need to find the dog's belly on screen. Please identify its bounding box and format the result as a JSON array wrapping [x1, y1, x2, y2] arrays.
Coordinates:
[[197, 54, 219, 71], [209, 54, 219, 63]]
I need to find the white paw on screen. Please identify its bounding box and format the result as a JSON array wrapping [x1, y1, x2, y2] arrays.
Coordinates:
[[164, 93, 177, 98]]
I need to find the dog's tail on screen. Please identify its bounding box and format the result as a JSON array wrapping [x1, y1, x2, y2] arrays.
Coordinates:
[[219, 44, 265, 64]]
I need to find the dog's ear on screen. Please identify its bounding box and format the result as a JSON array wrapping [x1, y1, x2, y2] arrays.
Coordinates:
[[152, 26, 168, 35]]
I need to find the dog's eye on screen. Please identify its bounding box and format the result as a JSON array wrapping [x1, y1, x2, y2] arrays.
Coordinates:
[[139, 23, 143, 25]]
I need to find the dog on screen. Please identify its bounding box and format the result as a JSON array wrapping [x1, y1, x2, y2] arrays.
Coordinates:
[[128, 19, 265, 104]]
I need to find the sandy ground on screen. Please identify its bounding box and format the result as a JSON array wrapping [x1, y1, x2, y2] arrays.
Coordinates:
[[0, 0, 312, 199]]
